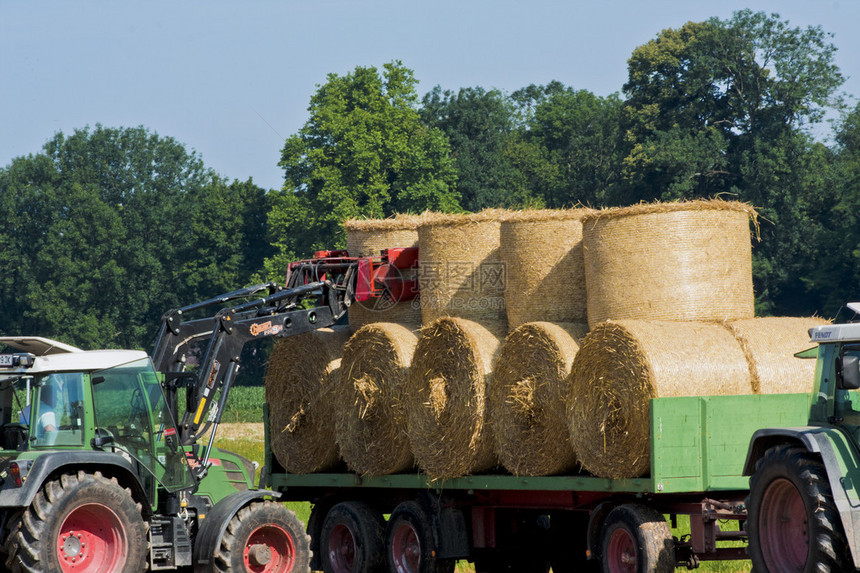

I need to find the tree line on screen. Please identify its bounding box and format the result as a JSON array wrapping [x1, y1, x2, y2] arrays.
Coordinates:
[[2, 10, 859, 360]]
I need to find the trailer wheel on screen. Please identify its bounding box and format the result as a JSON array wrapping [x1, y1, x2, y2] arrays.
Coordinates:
[[746, 444, 850, 572], [599, 504, 674, 573], [385, 501, 454, 573], [215, 500, 311, 572], [4, 471, 147, 573], [321, 501, 386, 573]]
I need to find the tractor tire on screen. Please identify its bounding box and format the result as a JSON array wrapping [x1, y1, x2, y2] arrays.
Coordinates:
[[599, 504, 675, 573], [214, 500, 311, 573], [4, 471, 147, 573], [746, 444, 851, 572], [385, 500, 454, 573], [321, 501, 386, 573]]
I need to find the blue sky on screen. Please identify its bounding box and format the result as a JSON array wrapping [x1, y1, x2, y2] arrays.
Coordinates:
[[2, 0, 858, 191]]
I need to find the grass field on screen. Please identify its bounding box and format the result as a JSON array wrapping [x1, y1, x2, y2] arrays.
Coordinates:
[[212, 408, 754, 572]]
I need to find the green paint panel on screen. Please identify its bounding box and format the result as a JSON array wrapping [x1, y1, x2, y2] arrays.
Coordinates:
[[651, 394, 810, 493]]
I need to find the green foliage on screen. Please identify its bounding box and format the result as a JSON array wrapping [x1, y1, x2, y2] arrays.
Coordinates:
[[619, 10, 845, 315], [516, 83, 625, 207], [0, 125, 270, 351], [421, 86, 534, 210], [220, 385, 266, 422], [264, 61, 459, 279]]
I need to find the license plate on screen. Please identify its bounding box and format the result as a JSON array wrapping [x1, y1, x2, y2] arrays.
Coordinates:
[[0, 355, 14, 367]]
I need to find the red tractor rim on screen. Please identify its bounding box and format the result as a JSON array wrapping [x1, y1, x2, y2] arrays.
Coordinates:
[[243, 524, 296, 573], [327, 523, 356, 572], [605, 526, 637, 573], [391, 520, 421, 573], [760, 477, 809, 570], [57, 503, 127, 573]]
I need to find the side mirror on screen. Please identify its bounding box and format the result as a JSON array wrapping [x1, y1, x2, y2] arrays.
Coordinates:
[[839, 355, 860, 390]]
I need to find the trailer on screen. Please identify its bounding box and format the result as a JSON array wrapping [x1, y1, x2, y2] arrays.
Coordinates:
[[264, 392, 811, 572]]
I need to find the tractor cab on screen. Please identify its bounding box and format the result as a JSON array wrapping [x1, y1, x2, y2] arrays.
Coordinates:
[[0, 339, 195, 497]]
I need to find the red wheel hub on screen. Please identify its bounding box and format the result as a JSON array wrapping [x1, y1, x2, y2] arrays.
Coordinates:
[[243, 524, 296, 572], [57, 503, 127, 572], [391, 521, 421, 573], [605, 526, 636, 573], [327, 523, 357, 572], [760, 477, 809, 570]]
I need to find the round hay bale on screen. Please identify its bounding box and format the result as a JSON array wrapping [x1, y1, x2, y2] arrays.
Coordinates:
[[405, 317, 504, 479], [336, 323, 418, 476], [265, 326, 352, 474], [345, 214, 422, 256], [725, 316, 829, 394], [582, 200, 757, 327], [417, 210, 508, 325], [500, 209, 592, 328], [567, 320, 752, 479], [490, 322, 589, 476], [345, 215, 423, 329]]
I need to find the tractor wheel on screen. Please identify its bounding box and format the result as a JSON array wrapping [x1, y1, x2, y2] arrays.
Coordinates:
[[385, 501, 454, 573], [746, 444, 851, 572], [599, 504, 674, 573], [321, 501, 386, 573], [215, 500, 311, 572], [4, 471, 147, 573]]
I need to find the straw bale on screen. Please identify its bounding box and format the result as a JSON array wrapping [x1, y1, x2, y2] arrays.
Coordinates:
[[405, 317, 504, 479], [582, 200, 757, 327], [567, 320, 752, 479], [345, 215, 423, 329], [417, 210, 508, 325], [265, 326, 352, 474], [345, 214, 422, 257], [335, 323, 418, 475], [725, 316, 828, 394], [501, 209, 592, 328], [490, 322, 589, 476]]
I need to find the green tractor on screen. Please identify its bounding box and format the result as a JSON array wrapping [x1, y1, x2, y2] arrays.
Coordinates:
[[0, 257, 365, 572], [745, 304, 860, 571]]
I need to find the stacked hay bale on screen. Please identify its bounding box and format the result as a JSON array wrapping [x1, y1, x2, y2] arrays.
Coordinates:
[[726, 316, 829, 394], [406, 317, 504, 479], [500, 209, 591, 328], [344, 215, 423, 329], [265, 326, 352, 474], [490, 322, 589, 476], [417, 210, 507, 326], [335, 323, 418, 475], [401, 210, 510, 478], [567, 200, 824, 479], [582, 201, 757, 326], [567, 321, 753, 479]]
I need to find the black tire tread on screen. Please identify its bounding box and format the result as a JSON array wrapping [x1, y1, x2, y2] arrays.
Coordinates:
[[321, 501, 386, 573], [747, 444, 851, 573], [214, 500, 312, 573], [600, 503, 674, 573], [4, 471, 146, 573]]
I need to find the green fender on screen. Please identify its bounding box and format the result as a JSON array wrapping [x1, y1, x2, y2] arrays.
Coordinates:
[[745, 425, 860, 569]]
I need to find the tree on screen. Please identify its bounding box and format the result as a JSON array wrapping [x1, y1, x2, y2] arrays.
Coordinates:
[[421, 86, 532, 210], [520, 85, 625, 207], [265, 61, 459, 277], [620, 11, 845, 314], [0, 126, 270, 351]]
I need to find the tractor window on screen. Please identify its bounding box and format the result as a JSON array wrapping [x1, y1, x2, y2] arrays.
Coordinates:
[[30, 373, 85, 447], [92, 358, 194, 492], [836, 347, 860, 419]]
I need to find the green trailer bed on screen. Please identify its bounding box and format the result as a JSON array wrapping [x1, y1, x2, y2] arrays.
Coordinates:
[[267, 393, 811, 496]]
